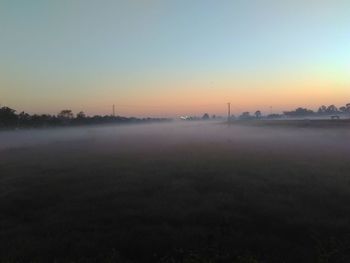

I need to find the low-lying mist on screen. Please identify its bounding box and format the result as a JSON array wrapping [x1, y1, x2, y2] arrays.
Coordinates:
[[2, 120, 350, 262], [1, 121, 350, 157]]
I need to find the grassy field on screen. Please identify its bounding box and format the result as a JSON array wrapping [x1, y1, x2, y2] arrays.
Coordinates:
[[236, 118, 350, 129], [1, 122, 350, 262]]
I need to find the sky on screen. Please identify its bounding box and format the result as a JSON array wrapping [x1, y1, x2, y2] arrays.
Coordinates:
[[1, 0, 350, 117]]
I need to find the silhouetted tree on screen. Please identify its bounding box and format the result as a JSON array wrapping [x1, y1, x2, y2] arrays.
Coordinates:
[[76, 111, 86, 119], [318, 105, 327, 115], [255, 110, 262, 119], [202, 113, 210, 120], [326, 105, 338, 114], [284, 108, 314, 117], [267, 114, 282, 119], [338, 103, 350, 114], [18, 111, 31, 125], [58, 110, 74, 120], [239, 112, 252, 120], [343, 103, 350, 114], [339, 106, 347, 113], [58, 110, 74, 125], [0, 105, 170, 129], [0, 106, 17, 127]]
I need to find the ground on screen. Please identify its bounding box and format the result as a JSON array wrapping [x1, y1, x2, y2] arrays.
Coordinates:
[[1, 121, 350, 262]]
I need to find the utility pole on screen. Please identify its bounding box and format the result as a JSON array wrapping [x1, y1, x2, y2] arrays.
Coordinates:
[[112, 104, 115, 117], [227, 102, 231, 122]]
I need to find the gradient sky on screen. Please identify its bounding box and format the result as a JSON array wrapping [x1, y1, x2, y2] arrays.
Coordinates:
[[1, 0, 350, 117]]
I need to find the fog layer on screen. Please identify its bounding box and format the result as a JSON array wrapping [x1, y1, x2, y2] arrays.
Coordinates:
[[1, 121, 350, 157]]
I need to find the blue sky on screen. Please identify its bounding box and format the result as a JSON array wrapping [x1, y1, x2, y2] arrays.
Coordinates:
[[1, 0, 350, 116]]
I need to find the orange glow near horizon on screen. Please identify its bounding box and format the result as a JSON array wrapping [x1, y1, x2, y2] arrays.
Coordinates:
[[3, 76, 348, 118], [1, 1, 350, 117]]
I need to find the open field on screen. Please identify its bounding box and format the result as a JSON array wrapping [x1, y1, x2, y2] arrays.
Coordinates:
[[1, 122, 350, 262], [236, 118, 350, 129]]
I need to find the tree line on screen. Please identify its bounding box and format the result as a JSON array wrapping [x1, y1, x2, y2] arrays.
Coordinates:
[[0, 107, 170, 129], [283, 103, 350, 117], [237, 103, 350, 120]]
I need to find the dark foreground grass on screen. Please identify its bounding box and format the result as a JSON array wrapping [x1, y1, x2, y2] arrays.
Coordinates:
[[1, 131, 350, 262]]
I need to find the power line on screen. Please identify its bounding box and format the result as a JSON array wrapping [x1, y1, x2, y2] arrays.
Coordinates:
[[115, 103, 228, 109], [84, 102, 244, 117], [227, 102, 231, 121]]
